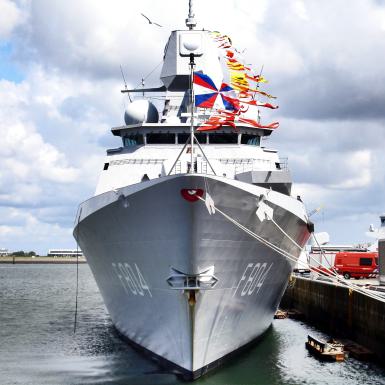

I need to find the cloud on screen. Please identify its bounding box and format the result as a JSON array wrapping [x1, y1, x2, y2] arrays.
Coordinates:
[[0, 207, 74, 253], [0, 0, 24, 40], [0, 60, 123, 253], [12, 0, 272, 82], [0, 79, 78, 187], [288, 149, 372, 189], [0, 0, 384, 254], [249, 1, 385, 121], [292, 1, 309, 21], [14, 0, 170, 82]]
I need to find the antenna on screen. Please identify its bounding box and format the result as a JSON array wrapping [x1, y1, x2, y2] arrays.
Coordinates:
[[140, 13, 162, 27], [120, 65, 127, 89], [120, 65, 132, 102], [186, 0, 197, 30], [254, 64, 264, 99], [255, 64, 264, 122]]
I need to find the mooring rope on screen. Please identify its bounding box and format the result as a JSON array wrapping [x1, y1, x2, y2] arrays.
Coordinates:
[[73, 208, 82, 333], [307, 233, 385, 302], [195, 193, 385, 303]]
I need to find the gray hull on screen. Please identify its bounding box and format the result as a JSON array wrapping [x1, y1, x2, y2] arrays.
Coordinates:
[[74, 175, 310, 378]]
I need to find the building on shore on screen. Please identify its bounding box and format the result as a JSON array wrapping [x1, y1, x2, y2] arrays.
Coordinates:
[[47, 249, 83, 257], [0, 248, 9, 256]]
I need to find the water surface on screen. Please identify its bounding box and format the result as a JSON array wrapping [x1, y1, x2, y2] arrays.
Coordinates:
[[1, 264, 384, 385]]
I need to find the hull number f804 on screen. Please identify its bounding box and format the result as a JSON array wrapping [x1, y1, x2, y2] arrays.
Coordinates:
[[233, 262, 273, 297], [112, 262, 152, 297]]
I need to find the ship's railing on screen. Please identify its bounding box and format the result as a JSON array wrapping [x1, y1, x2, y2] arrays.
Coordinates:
[[167, 160, 185, 175], [110, 158, 166, 166], [219, 158, 276, 174], [278, 157, 289, 170], [166, 157, 287, 176]]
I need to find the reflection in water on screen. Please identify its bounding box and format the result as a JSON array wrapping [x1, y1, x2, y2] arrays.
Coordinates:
[[1, 264, 385, 385]]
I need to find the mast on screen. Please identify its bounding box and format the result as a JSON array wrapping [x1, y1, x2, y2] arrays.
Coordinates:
[[187, 0, 196, 173], [189, 53, 195, 174], [186, 0, 197, 30]]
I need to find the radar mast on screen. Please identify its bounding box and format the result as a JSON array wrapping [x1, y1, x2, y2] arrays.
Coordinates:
[[185, 0, 197, 30]]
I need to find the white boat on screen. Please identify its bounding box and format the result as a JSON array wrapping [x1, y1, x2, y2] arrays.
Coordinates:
[[74, 3, 312, 379]]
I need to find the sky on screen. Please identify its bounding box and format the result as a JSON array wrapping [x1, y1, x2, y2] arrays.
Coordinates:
[[0, 0, 384, 254]]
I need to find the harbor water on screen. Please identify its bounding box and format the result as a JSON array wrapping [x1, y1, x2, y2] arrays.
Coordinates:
[[1, 264, 385, 385]]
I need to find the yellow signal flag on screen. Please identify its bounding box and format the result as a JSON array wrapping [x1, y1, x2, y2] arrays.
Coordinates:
[[227, 62, 246, 71], [230, 71, 249, 85]]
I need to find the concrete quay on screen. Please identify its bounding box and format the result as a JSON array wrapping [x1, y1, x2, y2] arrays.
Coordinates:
[[280, 276, 385, 364], [0, 256, 87, 264]]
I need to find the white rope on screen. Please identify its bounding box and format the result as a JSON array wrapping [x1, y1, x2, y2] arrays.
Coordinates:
[[308, 233, 385, 302], [196, 195, 304, 266], [295, 231, 385, 301], [196, 194, 385, 303], [269, 216, 304, 251]]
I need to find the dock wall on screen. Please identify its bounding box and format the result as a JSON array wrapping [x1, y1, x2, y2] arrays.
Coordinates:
[[0, 256, 87, 264], [281, 277, 385, 360]]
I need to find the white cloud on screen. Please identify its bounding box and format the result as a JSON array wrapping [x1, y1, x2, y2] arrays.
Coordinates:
[[292, 1, 309, 21], [0, 79, 79, 185], [16, 0, 170, 81], [370, 3, 385, 32], [0, 208, 74, 253], [291, 183, 332, 209], [233, 0, 268, 24], [329, 150, 371, 189], [0, 0, 24, 39], [0, 0, 384, 252]]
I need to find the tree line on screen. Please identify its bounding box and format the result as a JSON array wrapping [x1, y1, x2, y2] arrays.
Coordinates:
[[10, 251, 37, 256]]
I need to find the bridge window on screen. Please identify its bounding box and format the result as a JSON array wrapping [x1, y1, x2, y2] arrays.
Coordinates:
[[178, 133, 190, 144], [209, 133, 238, 144], [195, 133, 208, 143], [146, 133, 176, 144], [177, 133, 207, 144], [123, 134, 144, 147], [241, 134, 260, 146]]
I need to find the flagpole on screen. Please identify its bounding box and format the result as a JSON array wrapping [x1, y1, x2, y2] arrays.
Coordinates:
[[189, 53, 195, 174]]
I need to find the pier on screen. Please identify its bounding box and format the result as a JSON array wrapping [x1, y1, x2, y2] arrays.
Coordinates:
[[0, 256, 87, 264], [281, 276, 385, 364]]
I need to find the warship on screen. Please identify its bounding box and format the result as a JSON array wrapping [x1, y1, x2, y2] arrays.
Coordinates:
[[74, 2, 312, 379]]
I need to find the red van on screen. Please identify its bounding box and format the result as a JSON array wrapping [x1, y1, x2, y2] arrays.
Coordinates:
[[334, 252, 378, 279]]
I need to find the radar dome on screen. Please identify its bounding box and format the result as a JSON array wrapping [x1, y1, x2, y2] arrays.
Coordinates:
[[124, 100, 159, 126]]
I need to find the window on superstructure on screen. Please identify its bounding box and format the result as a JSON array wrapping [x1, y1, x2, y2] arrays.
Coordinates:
[[177, 133, 190, 144], [209, 133, 238, 144], [178, 133, 208, 144], [146, 133, 175, 144], [195, 133, 208, 143], [123, 134, 144, 147], [241, 134, 260, 146]]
